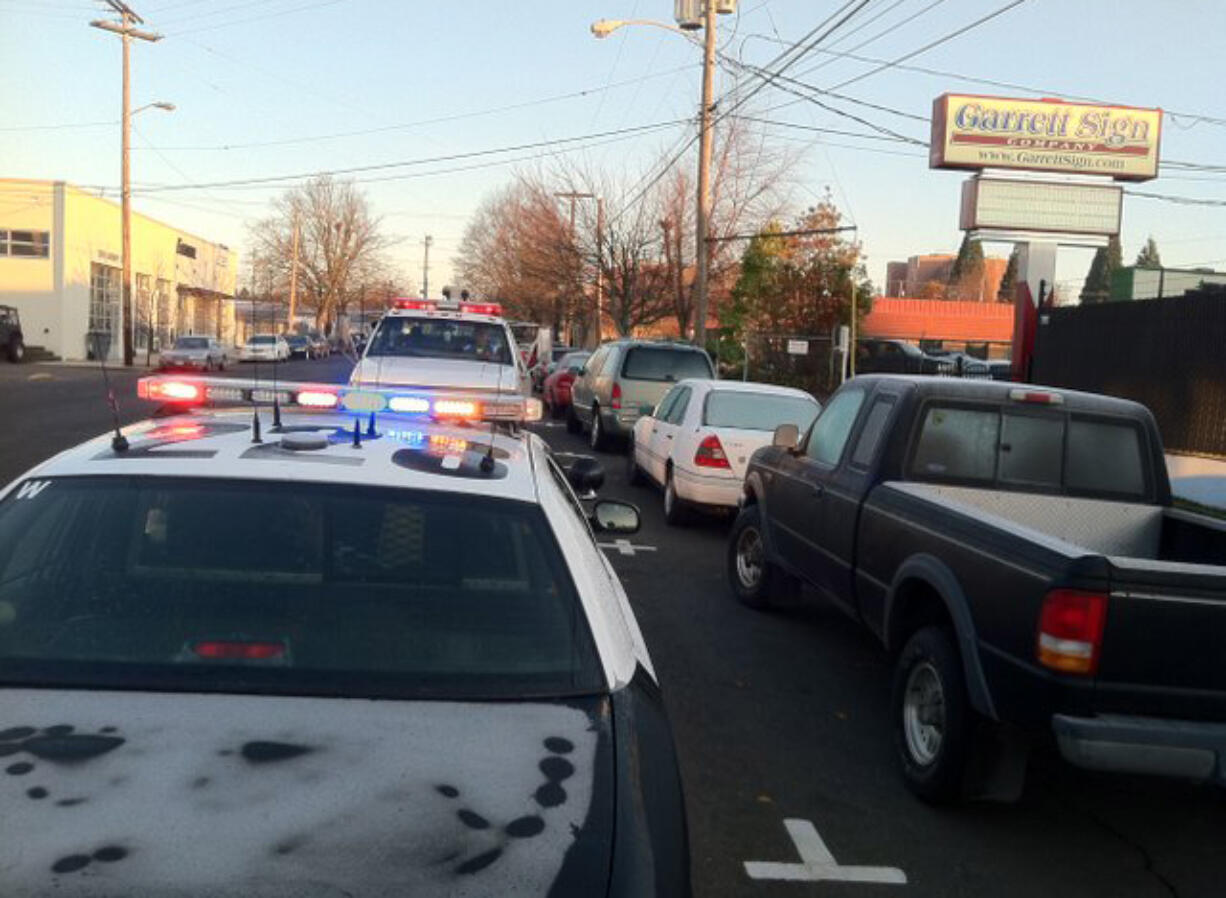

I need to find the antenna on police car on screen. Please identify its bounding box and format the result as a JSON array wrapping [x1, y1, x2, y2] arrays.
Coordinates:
[[250, 291, 263, 444], [91, 333, 128, 453], [479, 309, 499, 475]]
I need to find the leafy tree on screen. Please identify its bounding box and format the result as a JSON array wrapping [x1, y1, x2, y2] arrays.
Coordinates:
[[1080, 235, 1122, 304], [1136, 236, 1163, 269], [996, 247, 1019, 302], [948, 234, 986, 300]]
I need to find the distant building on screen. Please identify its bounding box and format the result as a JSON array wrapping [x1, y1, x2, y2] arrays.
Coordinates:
[[884, 252, 1009, 302], [861, 297, 1014, 358], [1111, 265, 1226, 301], [0, 178, 237, 361]]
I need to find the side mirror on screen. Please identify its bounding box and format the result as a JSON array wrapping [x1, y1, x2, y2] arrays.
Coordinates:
[[591, 500, 640, 534], [639, 403, 654, 416], [567, 456, 605, 495], [772, 423, 799, 452]]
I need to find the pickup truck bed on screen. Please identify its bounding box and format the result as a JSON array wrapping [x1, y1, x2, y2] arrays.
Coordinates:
[[731, 375, 1226, 802]]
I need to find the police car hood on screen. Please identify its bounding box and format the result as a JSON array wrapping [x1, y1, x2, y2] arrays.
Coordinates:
[[349, 357, 519, 394], [0, 689, 613, 898]]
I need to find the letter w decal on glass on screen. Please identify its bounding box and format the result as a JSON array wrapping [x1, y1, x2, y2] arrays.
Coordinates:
[[15, 481, 50, 500]]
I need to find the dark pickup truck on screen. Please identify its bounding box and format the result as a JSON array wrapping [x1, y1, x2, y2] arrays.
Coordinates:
[[728, 375, 1226, 802]]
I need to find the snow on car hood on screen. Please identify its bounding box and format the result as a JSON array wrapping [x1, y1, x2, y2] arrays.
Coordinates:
[[0, 689, 605, 897], [349, 357, 519, 394]]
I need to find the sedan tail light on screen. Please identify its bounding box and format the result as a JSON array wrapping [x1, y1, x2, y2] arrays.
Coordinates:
[[1037, 589, 1108, 675], [611, 382, 622, 410], [694, 434, 731, 469]]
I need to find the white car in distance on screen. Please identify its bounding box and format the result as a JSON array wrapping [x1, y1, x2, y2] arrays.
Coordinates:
[[629, 379, 821, 525], [239, 334, 290, 362]]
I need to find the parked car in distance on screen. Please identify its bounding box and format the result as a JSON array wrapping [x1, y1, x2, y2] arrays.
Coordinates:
[[158, 335, 228, 371], [987, 358, 1013, 381], [0, 304, 24, 362], [924, 348, 992, 379], [239, 334, 289, 362], [730, 375, 1226, 803], [569, 339, 716, 451], [856, 338, 955, 376], [543, 350, 591, 418], [285, 334, 312, 359], [629, 379, 820, 525], [533, 344, 575, 393], [308, 331, 330, 357]]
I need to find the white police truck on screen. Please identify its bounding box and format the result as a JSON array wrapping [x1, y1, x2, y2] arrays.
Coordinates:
[[0, 375, 689, 898]]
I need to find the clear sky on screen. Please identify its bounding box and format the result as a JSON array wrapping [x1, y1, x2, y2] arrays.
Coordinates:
[[5, 0, 1226, 300]]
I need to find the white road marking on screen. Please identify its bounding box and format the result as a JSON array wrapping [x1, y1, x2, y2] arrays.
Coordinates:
[[597, 539, 658, 557], [744, 818, 907, 885]]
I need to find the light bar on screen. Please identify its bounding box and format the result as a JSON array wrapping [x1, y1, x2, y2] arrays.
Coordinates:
[[459, 301, 503, 317], [394, 298, 436, 311], [136, 376, 542, 424]]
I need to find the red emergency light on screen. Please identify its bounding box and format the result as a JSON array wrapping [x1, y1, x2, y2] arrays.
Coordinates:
[[460, 301, 503, 317], [394, 298, 437, 311], [138, 379, 205, 405]]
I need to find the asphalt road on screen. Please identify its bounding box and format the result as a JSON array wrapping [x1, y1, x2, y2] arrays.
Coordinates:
[[0, 357, 1221, 898]]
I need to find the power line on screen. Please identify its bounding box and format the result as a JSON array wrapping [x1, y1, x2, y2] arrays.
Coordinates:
[[163, 0, 344, 36], [800, 0, 948, 78], [828, 0, 1031, 91], [132, 63, 697, 151]]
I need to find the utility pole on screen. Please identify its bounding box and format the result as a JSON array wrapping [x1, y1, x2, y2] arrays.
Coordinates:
[[692, 0, 717, 350], [287, 213, 300, 327], [91, 1, 161, 367], [555, 191, 602, 347], [422, 235, 433, 299]]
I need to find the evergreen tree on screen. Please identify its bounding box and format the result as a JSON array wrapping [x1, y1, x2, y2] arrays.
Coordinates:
[[1080, 235, 1122, 304], [1136, 236, 1163, 269], [948, 234, 986, 300], [996, 248, 1019, 302]]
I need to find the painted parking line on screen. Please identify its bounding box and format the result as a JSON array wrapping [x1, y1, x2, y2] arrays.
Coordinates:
[[744, 818, 906, 885], [598, 539, 658, 557]]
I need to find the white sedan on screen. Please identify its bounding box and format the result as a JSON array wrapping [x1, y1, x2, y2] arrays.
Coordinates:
[[239, 334, 290, 362], [628, 379, 821, 525]]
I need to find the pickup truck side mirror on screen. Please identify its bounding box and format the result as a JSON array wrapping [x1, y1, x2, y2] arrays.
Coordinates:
[[772, 423, 799, 452]]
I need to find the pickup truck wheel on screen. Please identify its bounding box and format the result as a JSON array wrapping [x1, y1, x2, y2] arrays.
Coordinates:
[[727, 505, 796, 608], [566, 405, 582, 435], [893, 626, 973, 803]]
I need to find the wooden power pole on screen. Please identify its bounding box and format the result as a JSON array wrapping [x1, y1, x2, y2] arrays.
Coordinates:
[[91, 1, 161, 366]]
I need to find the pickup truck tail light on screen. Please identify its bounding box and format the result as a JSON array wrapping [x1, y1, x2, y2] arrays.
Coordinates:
[[611, 382, 622, 410], [1037, 589, 1108, 675], [694, 434, 731, 469]]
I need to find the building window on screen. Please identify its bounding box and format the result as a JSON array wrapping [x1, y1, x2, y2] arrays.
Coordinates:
[[89, 263, 120, 335], [176, 240, 197, 259], [135, 274, 153, 352], [0, 229, 51, 258]]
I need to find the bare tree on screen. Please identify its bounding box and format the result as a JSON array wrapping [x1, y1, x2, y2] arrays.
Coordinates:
[[248, 176, 392, 334]]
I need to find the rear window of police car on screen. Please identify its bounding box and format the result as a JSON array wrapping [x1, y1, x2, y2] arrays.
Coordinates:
[[0, 477, 603, 698]]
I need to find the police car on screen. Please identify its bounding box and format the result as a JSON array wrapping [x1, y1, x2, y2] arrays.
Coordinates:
[[0, 376, 688, 898], [351, 298, 530, 397]]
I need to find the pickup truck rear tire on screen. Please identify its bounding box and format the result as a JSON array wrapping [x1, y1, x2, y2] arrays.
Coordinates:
[[727, 504, 798, 608], [892, 626, 974, 803]]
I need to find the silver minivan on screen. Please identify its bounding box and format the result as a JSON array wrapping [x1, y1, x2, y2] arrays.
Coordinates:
[[568, 339, 715, 450]]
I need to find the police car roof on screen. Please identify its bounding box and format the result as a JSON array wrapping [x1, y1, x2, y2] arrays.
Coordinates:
[[22, 410, 542, 504]]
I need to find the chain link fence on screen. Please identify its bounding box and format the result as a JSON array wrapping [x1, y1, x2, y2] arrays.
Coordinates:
[[728, 332, 845, 400]]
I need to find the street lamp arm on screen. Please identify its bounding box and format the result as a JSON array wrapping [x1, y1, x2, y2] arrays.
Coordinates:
[[132, 101, 176, 116], [591, 18, 690, 39]]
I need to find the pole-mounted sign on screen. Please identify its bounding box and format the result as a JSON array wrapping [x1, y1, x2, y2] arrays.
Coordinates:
[[930, 93, 1163, 182]]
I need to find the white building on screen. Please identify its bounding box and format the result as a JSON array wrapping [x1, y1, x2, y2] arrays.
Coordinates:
[[0, 178, 238, 361]]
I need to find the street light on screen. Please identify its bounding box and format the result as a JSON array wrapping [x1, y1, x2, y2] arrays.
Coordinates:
[[591, 1, 735, 347], [134, 101, 175, 114]]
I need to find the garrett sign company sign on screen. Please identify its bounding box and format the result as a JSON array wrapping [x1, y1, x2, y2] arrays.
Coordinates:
[[930, 94, 1162, 182]]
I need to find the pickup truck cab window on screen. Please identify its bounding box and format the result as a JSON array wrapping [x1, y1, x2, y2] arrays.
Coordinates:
[[805, 387, 866, 466], [1066, 417, 1147, 497], [912, 406, 1000, 481], [850, 395, 897, 469]]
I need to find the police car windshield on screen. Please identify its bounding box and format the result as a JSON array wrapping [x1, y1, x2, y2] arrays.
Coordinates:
[[366, 318, 513, 366], [0, 477, 603, 699]]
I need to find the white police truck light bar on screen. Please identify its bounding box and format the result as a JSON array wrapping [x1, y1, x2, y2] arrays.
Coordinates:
[[137, 376, 543, 423]]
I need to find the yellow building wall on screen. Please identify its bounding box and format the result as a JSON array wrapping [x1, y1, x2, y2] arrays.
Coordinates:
[[0, 180, 59, 352]]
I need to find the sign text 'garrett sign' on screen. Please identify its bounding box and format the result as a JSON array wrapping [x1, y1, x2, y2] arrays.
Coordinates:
[[930, 93, 1162, 182]]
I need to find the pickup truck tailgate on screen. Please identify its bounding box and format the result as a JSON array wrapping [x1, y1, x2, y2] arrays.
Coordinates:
[[1097, 557, 1226, 720]]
